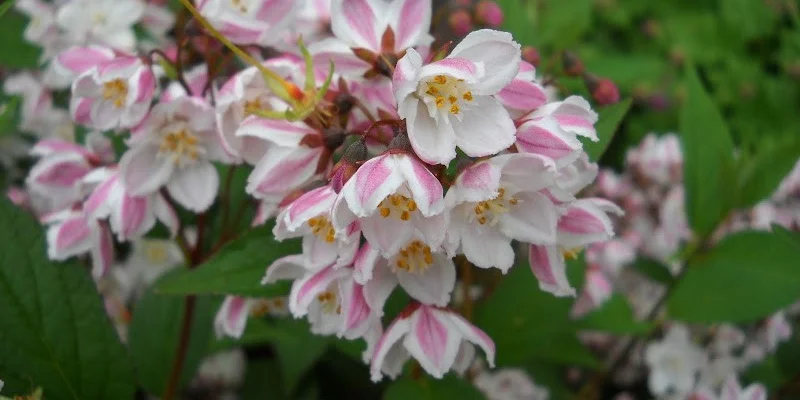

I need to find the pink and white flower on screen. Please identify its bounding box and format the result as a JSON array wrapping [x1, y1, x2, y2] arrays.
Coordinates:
[[528, 198, 623, 296], [393, 29, 520, 164], [66, 49, 156, 130], [44, 209, 114, 278], [197, 0, 300, 46], [692, 376, 767, 400], [213, 295, 290, 339], [274, 185, 360, 269], [311, 0, 433, 78], [56, 0, 145, 51], [82, 167, 179, 241], [332, 151, 446, 257], [369, 303, 495, 381], [262, 255, 378, 340], [515, 96, 598, 167], [644, 324, 707, 398], [445, 153, 559, 272], [495, 61, 547, 118], [120, 96, 226, 212]]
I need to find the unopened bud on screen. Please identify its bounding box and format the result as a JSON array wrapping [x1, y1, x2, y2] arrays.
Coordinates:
[[329, 139, 367, 192], [322, 128, 346, 150], [475, 1, 503, 28], [387, 127, 413, 153], [585, 74, 620, 105], [449, 9, 473, 36], [562, 51, 584, 77], [521, 46, 540, 67], [334, 93, 355, 115]]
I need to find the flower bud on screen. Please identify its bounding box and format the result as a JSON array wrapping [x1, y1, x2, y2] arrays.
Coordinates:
[[448, 9, 473, 36], [585, 74, 620, 105], [475, 1, 503, 28], [329, 139, 367, 192], [521, 46, 540, 67], [562, 50, 584, 76]]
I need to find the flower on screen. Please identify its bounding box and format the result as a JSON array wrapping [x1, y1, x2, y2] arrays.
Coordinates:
[[43, 209, 114, 278], [515, 96, 598, 167], [66, 49, 157, 130], [196, 0, 300, 46], [331, 151, 446, 257], [495, 61, 547, 118], [120, 96, 225, 212], [393, 29, 521, 164], [369, 303, 495, 381], [644, 324, 708, 398], [691, 376, 767, 400], [444, 153, 558, 272], [214, 295, 290, 339], [474, 368, 551, 400], [82, 167, 179, 241], [56, 0, 145, 51]]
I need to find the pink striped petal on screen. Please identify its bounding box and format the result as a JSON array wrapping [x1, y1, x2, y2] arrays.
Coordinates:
[[441, 309, 496, 367], [91, 224, 114, 278], [390, 0, 432, 50], [528, 244, 575, 297], [55, 46, 115, 75], [339, 278, 372, 338], [370, 315, 411, 382], [341, 154, 402, 217], [289, 264, 341, 317], [396, 154, 444, 216], [214, 296, 252, 339], [331, 0, 380, 50], [516, 117, 582, 164], [405, 305, 461, 378], [497, 78, 547, 112]]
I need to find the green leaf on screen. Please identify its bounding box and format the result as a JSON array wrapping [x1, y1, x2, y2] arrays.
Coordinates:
[[0, 12, 41, 68], [679, 65, 736, 236], [384, 375, 484, 400], [585, 98, 633, 162], [737, 138, 800, 208], [632, 258, 675, 285], [240, 359, 286, 400], [577, 295, 653, 335], [268, 318, 329, 395], [128, 271, 214, 395], [743, 337, 800, 390], [720, 0, 777, 40], [668, 231, 800, 323], [535, 0, 592, 49], [496, 0, 537, 46], [0, 95, 20, 138], [155, 224, 300, 296], [0, 197, 135, 399]]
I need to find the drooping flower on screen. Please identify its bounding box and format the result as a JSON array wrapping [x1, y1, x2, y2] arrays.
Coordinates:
[[331, 150, 446, 257], [43, 209, 114, 278], [214, 295, 290, 339], [644, 324, 708, 398], [515, 96, 598, 167], [393, 29, 520, 164], [120, 96, 226, 212], [445, 153, 558, 272], [369, 303, 495, 381], [56, 0, 145, 51]]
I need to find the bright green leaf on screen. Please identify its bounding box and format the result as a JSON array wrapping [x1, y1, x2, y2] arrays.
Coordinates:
[[720, 0, 777, 41], [668, 231, 800, 323], [0, 12, 41, 68], [155, 224, 300, 296], [737, 138, 800, 208], [384, 375, 484, 400], [585, 98, 633, 161], [679, 65, 736, 236], [128, 271, 214, 395], [535, 0, 592, 49], [632, 258, 675, 286], [0, 197, 134, 399]]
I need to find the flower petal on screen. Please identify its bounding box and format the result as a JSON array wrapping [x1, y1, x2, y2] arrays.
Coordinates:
[[451, 96, 515, 158], [528, 244, 575, 297], [166, 162, 219, 212], [449, 29, 521, 94], [404, 305, 462, 378]]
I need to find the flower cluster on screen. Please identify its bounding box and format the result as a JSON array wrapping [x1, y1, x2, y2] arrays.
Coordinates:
[[6, 0, 619, 386]]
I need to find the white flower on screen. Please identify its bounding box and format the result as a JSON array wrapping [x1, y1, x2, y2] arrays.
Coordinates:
[[644, 324, 707, 398]]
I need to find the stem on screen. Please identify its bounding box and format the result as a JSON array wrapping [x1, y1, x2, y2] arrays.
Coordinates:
[[161, 295, 197, 400], [352, 98, 377, 123]]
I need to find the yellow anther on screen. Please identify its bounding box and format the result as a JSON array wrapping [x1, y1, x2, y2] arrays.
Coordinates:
[[407, 200, 417, 211], [561, 247, 582, 260], [380, 207, 391, 218], [450, 104, 460, 114], [102, 79, 128, 108], [378, 194, 418, 221], [307, 216, 336, 243], [400, 211, 410, 221], [394, 240, 435, 273], [435, 96, 445, 108], [448, 95, 457, 104], [434, 75, 447, 84], [463, 91, 473, 101], [160, 129, 200, 164], [469, 186, 519, 226]]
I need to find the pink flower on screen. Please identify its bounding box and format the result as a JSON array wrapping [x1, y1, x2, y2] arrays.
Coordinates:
[[571, 265, 613, 318], [119, 96, 226, 212], [311, 0, 433, 78], [56, 0, 144, 51], [332, 151, 446, 257], [26, 136, 110, 210], [626, 133, 683, 185], [359, 239, 456, 309], [444, 153, 559, 272], [263, 254, 379, 340], [369, 303, 495, 381], [274, 185, 360, 268], [196, 0, 300, 46], [495, 61, 547, 118], [528, 198, 623, 296], [761, 311, 792, 351], [515, 96, 598, 167], [393, 29, 520, 164], [83, 167, 179, 241], [43, 209, 114, 278], [213, 296, 290, 339], [66, 49, 156, 130]]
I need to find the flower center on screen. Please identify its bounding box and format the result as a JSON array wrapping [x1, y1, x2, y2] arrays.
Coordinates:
[[249, 299, 272, 317], [143, 242, 170, 264], [561, 247, 582, 260], [102, 79, 128, 108], [230, 0, 248, 13], [159, 122, 201, 166], [423, 74, 473, 116], [469, 188, 519, 226], [307, 216, 335, 243], [378, 194, 417, 221], [316, 290, 341, 314], [394, 240, 434, 273]]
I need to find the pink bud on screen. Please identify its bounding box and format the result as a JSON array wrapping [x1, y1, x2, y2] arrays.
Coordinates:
[[589, 77, 620, 105], [449, 9, 473, 36], [475, 1, 503, 28], [329, 139, 367, 193], [521, 46, 540, 67]]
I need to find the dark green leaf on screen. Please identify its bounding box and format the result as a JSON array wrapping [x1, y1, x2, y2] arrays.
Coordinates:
[[240, 358, 285, 400], [737, 138, 800, 208], [668, 231, 800, 323], [128, 271, 214, 395], [155, 224, 300, 296], [0, 197, 135, 399], [743, 336, 800, 390], [577, 295, 653, 335], [585, 98, 633, 161], [384, 375, 484, 400], [632, 258, 675, 285], [0, 12, 41, 68], [267, 318, 329, 395], [679, 65, 736, 236]]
